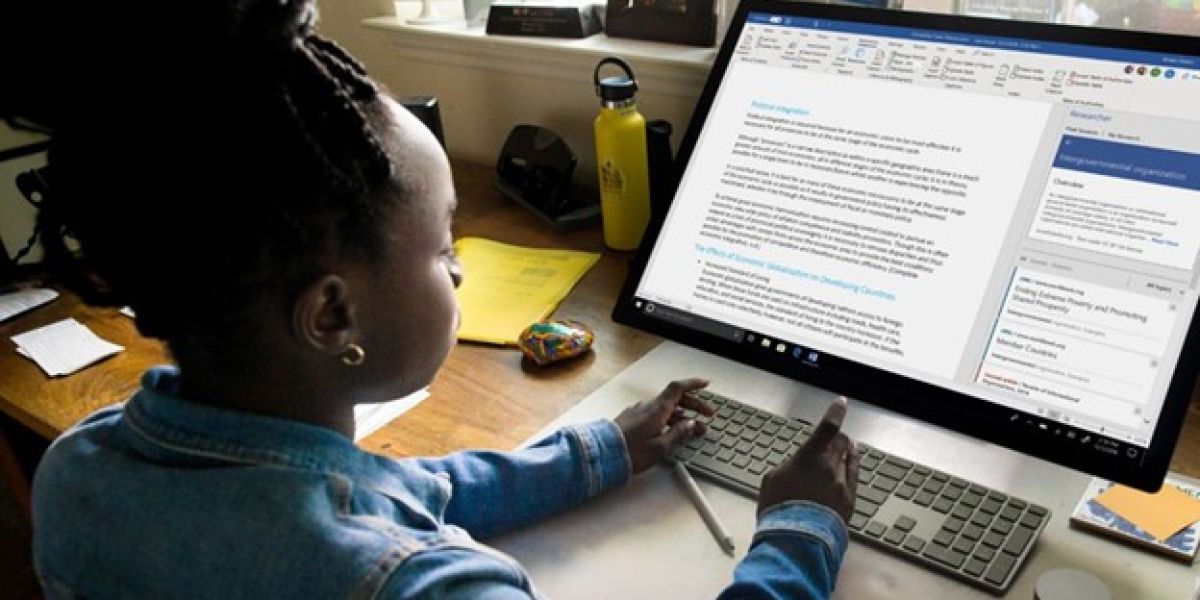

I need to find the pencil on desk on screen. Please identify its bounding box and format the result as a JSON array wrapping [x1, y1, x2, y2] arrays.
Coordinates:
[[673, 461, 736, 556]]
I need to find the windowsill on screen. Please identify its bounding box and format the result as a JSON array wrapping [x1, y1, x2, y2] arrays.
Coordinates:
[[362, 16, 718, 97]]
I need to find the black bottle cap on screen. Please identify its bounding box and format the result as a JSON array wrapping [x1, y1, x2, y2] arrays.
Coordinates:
[[594, 57, 638, 103]]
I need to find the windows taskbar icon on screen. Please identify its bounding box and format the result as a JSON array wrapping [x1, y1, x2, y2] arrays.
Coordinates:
[[741, 329, 821, 367]]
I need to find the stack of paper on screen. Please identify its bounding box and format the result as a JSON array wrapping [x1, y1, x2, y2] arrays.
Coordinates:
[[1071, 473, 1200, 562], [11, 317, 124, 377], [0, 288, 59, 322], [453, 237, 600, 345], [353, 389, 430, 442], [1094, 478, 1200, 541]]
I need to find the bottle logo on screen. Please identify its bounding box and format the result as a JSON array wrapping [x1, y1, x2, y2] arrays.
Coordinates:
[[600, 159, 625, 196]]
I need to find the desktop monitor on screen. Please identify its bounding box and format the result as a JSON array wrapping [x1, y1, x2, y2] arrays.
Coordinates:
[[614, 0, 1200, 492]]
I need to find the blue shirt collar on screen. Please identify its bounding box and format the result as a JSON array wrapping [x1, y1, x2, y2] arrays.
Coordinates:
[[120, 366, 373, 477]]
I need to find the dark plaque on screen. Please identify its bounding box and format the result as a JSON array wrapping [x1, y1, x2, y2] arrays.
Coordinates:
[[487, 2, 601, 38]]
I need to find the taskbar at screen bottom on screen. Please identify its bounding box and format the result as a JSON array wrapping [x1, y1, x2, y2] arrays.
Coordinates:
[[630, 296, 1150, 468]]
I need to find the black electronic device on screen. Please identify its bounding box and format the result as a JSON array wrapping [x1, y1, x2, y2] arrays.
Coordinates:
[[645, 119, 675, 225], [400, 96, 445, 148], [614, 0, 1200, 493], [1, 166, 51, 287], [495, 125, 599, 230]]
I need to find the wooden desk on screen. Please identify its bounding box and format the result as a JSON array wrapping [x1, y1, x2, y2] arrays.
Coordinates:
[[2, 160, 1199, 478]]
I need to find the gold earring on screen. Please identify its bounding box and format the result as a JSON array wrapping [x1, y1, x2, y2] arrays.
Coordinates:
[[340, 343, 366, 367]]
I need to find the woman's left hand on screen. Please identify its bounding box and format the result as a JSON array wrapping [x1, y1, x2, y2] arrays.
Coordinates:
[[614, 378, 716, 475]]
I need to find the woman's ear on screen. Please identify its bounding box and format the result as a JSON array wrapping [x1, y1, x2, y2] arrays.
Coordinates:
[[292, 274, 357, 354]]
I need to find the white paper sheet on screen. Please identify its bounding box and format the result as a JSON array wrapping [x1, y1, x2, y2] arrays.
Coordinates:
[[0, 288, 58, 322], [11, 317, 124, 377], [353, 388, 430, 442]]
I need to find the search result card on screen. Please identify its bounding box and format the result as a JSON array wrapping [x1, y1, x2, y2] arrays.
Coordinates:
[[976, 268, 1175, 428]]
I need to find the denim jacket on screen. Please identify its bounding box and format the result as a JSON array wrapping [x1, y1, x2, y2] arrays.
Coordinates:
[[33, 367, 848, 599]]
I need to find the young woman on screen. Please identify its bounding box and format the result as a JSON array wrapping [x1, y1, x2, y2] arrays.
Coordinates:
[[28, 1, 858, 598]]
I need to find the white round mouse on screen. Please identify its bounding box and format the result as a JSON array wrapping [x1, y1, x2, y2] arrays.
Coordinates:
[[1034, 568, 1111, 600]]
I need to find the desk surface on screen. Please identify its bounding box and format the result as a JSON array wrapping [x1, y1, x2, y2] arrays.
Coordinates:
[[495, 342, 1200, 599], [2, 159, 1199, 479]]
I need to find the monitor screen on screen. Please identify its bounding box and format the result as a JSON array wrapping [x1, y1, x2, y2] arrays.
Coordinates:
[[614, 1, 1200, 491]]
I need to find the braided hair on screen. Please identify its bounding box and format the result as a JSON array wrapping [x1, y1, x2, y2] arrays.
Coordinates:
[[34, 0, 404, 357]]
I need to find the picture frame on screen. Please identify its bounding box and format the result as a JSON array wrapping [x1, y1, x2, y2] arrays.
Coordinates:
[[605, 0, 717, 47]]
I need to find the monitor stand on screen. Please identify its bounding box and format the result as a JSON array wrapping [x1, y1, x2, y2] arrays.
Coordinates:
[[489, 341, 1197, 599]]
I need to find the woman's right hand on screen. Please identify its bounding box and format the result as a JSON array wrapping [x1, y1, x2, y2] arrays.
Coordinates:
[[757, 396, 860, 522]]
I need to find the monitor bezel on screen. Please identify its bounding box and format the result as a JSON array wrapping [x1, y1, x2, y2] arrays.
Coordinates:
[[613, 0, 1200, 492]]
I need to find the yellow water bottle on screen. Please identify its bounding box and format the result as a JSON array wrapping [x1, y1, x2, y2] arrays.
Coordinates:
[[594, 57, 650, 251]]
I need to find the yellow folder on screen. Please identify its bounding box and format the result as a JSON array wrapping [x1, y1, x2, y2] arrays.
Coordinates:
[[453, 237, 600, 345]]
